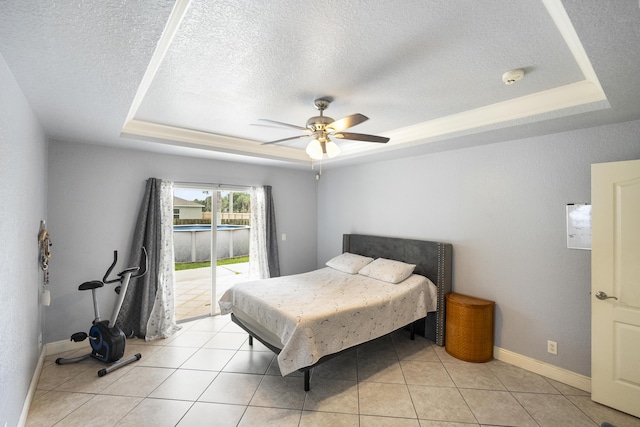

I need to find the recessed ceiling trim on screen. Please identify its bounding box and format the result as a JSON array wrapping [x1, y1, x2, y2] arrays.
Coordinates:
[[123, 77, 607, 163], [121, 119, 311, 162], [342, 0, 608, 153], [120, 0, 608, 165], [123, 0, 192, 126], [382, 80, 607, 146], [542, 0, 603, 91]]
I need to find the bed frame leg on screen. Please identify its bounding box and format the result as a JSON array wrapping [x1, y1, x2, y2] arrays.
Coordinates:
[[248, 335, 253, 346], [304, 370, 310, 391]]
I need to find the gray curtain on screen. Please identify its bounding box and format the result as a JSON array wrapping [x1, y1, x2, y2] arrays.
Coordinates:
[[264, 185, 280, 277], [117, 178, 161, 338]]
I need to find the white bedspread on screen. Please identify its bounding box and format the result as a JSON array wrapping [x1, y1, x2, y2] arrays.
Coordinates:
[[218, 267, 437, 376]]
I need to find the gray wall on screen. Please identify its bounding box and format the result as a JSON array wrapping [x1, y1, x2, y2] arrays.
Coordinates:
[[46, 140, 318, 343], [317, 120, 640, 377], [0, 55, 48, 427]]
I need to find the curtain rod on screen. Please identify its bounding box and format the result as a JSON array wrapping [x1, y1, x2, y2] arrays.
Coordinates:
[[173, 181, 252, 190]]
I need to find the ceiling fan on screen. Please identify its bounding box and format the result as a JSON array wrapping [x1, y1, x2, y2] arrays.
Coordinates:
[[257, 98, 389, 160]]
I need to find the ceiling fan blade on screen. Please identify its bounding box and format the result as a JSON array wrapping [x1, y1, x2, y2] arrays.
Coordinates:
[[326, 113, 368, 132], [333, 132, 389, 143], [261, 134, 314, 145], [251, 123, 296, 130], [256, 119, 310, 132]]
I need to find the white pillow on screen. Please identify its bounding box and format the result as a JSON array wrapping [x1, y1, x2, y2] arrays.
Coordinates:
[[325, 252, 374, 274], [358, 258, 416, 283]]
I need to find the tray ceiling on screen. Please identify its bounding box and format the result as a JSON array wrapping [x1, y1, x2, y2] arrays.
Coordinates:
[[2, 1, 639, 169]]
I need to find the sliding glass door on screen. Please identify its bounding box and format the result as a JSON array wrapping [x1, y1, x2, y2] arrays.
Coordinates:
[[172, 185, 251, 322]]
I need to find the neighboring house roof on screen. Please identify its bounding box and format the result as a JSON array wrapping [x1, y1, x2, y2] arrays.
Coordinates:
[[173, 196, 204, 208]]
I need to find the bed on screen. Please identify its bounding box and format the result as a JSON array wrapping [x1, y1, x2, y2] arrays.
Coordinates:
[[218, 234, 452, 390]]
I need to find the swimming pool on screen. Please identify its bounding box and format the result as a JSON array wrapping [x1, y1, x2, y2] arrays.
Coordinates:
[[173, 224, 250, 262]]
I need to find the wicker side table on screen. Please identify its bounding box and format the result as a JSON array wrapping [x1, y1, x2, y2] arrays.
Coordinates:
[[445, 292, 495, 362]]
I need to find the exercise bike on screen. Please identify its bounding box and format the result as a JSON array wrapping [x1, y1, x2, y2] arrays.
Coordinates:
[[56, 247, 148, 377]]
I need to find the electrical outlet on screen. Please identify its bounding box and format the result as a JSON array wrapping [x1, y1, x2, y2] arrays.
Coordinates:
[[547, 340, 557, 355], [38, 332, 42, 349]]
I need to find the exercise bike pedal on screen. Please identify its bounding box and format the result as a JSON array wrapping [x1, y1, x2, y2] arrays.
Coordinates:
[[70, 332, 88, 342]]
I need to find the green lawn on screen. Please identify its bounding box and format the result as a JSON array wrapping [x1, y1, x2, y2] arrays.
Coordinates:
[[175, 256, 249, 271]]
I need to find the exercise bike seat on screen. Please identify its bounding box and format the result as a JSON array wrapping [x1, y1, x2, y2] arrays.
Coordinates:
[[78, 280, 104, 291]]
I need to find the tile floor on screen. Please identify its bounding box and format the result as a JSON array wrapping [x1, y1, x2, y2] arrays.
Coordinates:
[[28, 315, 640, 427]]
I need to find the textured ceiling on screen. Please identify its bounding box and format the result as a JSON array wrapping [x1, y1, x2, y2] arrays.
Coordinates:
[[1, 1, 639, 169]]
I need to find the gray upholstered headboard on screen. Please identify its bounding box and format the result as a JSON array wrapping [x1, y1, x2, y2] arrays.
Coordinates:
[[343, 234, 452, 346]]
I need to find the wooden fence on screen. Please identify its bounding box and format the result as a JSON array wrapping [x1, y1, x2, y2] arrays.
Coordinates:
[[175, 212, 250, 226]]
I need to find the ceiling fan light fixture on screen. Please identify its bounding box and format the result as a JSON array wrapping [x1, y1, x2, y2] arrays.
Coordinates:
[[306, 139, 324, 160], [325, 140, 341, 158]]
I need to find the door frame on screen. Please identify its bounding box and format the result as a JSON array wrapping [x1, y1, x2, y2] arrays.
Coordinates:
[[173, 183, 251, 319]]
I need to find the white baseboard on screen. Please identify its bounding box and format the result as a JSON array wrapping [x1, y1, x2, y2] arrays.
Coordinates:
[[19, 339, 89, 426], [494, 346, 591, 393], [18, 346, 46, 427]]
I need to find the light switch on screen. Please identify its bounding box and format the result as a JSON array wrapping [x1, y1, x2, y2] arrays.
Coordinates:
[[282, 233, 287, 241]]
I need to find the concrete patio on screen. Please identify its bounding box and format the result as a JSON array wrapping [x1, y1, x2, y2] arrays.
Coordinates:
[[174, 262, 249, 321]]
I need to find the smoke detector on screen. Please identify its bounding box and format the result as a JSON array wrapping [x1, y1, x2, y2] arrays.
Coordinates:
[[502, 69, 525, 85]]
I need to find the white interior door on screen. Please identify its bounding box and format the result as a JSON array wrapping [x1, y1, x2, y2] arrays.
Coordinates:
[[591, 159, 640, 418]]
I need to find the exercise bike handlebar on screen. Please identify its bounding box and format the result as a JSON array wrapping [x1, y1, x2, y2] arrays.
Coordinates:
[[135, 247, 148, 278], [103, 251, 119, 284], [103, 247, 148, 284]]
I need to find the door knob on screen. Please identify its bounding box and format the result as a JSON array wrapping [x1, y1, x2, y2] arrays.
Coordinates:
[[595, 291, 618, 301]]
